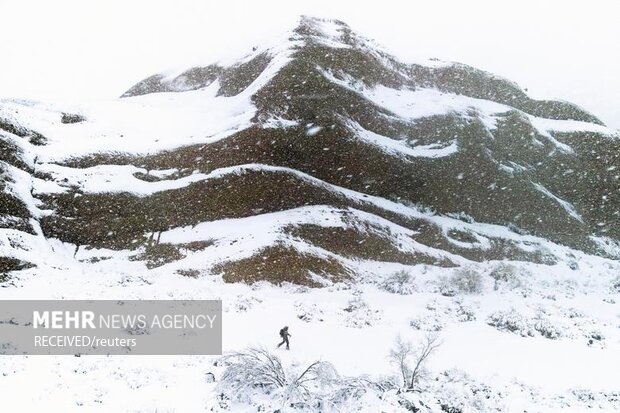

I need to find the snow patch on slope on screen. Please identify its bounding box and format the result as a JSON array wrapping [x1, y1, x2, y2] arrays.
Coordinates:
[[2, 87, 254, 162], [346, 120, 458, 159], [320, 68, 618, 141], [159, 205, 461, 270], [533, 182, 584, 223]]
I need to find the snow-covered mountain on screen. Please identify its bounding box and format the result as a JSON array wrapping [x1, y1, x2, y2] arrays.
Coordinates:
[[2, 17, 619, 282], [1, 16, 619, 412]]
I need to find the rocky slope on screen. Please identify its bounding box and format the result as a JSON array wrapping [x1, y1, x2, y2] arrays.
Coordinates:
[[1, 16, 619, 284]]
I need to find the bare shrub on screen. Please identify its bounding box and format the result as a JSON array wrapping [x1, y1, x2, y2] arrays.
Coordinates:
[[388, 333, 442, 390]]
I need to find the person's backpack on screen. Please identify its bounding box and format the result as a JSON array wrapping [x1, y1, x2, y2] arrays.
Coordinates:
[[279, 328, 286, 338]]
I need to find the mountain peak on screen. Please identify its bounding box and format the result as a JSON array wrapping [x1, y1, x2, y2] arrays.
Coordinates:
[[293, 15, 352, 42], [119, 16, 602, 127], [119, 15, 363, 99]]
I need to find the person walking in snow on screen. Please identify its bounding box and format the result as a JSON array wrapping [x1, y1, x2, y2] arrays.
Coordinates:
[[277, 326, 291, 350]]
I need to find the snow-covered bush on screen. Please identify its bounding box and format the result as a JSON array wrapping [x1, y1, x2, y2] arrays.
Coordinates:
[[175, 268, 200, 278], [431, 369, 506, 413], [295, 302, 324, 322], [508, 223, 529, 235], [439, 267, 484, 296], [409, 315, 444, 331], [446, 211, 475, 223], [379, 270, 416, 295], [612, 276, 620, 293], [328, 376, 396, 406], [487, 309, 535, 337], [563, 307, 585, 319], [218, 347, 287, 400], [214, 343, 618, 411], [489, 262, 530, 290], [487, 309, 562, 339], [60, 112, 86, 124], [218, 347, 338, 408], [454, 300, 477, 322], [437, 276, 457, 296], [218, 347, 397, 410], [567, 259, 579, 270], [342, 297, 382, 328], [410, 298, 477, 331], [531, 315, 562, 340], [451, 267, 484, 293], [587, 330, 605, 348], [232, 295, 262, 312]]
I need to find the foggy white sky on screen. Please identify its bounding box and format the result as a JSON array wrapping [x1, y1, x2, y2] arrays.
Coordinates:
[[1, 0, 618, 129]]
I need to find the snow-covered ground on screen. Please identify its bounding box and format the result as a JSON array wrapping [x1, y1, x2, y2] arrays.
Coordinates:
[[1, 235, 619, 412]]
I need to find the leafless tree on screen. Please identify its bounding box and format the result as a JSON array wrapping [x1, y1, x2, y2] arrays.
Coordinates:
[[389, 335, 413, 387], [389, 332, 442, 390]]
